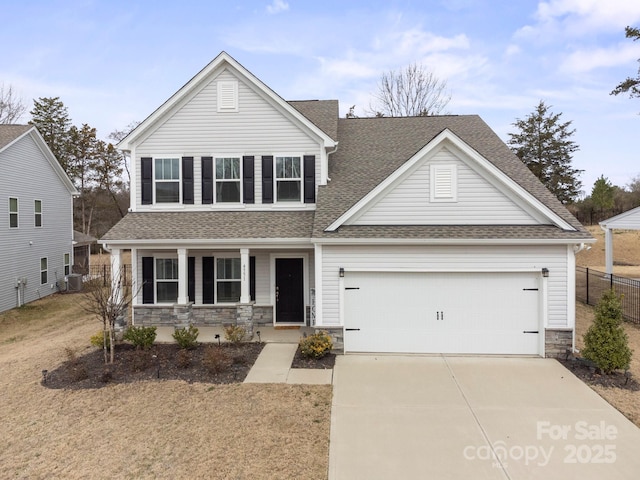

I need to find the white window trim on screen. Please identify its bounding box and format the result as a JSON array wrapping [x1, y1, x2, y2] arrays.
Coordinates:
[[9, 197, 18, 228], [64, 253, 70, 276], [34, 199, 42, 228], [154, 255, 178, 304], [430, 164, 458, 203], [214, 253, 241, 304], [274, 154, 303, 203], [217, 80, 239, 112], [214, 155, 242, 204], [153, 156, 182, 204], [40, 257, 48, 285]]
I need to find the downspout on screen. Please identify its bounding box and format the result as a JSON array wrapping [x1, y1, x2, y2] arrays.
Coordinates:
[[325, 142, 338, 182], [571, 243, 590, 353]]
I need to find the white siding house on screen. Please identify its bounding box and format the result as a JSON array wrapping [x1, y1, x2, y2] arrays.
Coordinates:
[[101, 52, 594, 357], [0, 125, 78, 313]]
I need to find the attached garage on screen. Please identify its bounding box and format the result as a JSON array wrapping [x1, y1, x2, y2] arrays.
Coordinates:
[[343, 271, 543, 355]]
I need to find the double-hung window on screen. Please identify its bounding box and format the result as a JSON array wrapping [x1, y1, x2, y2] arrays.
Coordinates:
[[34, 200, 42, 227], [275, 156, 301, 202], [216, 257, 240, 302], [9, 197, 18, 228], [40, 258, 48, 285], [216, 157, 241, 202], [156, 258, 178, 303], [155, 158, 180, 203], [64, 253, 70, 276]]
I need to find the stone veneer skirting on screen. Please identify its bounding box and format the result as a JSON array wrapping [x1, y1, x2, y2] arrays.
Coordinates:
[[545, 328, 573, 358]]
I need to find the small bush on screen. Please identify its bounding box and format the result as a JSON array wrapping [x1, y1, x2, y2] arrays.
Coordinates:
[[123, 325, 157, 350], [203, 346, 232, 374], [299, 331, 333, 359], [129, 350, 152, 372], [583, 289, 632, 374], [176, 349, 192, 369], [65, 347, 88, 382], [90, 331, 111, 350], [172, 325, 199, 350], [224, 324, 247, 344]]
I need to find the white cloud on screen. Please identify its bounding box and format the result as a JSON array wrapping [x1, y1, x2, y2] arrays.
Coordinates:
[[561, 43, 640, 74], [266, 0, 289, 15]]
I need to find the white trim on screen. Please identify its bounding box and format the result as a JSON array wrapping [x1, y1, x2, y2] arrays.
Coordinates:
[[566, 244, 576, 352], [599, 205, 640, 228], [153, 254, 178, 304], [214, 155, 242, 204], [326, 129, 574, 232], [270, 253, 309, 325], [339, 267, 546, 274], [133, 203, 316, 212], [314, 243, 323, 326], [34, 199, 43, 228], [312, 237, 595, 246], [131, 248, 139, 307], [274, 154, 303, 204], [40, 256, 48, 285], [101, 238, 314, 249], [153, 156, 182, 205], [8, 196, 18, 229]]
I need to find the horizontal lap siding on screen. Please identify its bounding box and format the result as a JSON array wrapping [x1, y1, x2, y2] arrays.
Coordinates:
[[353, 148, 537, 225], [0, 135, 74, 312], [135, 70, 321, 207], [321, 245, 568, 328]]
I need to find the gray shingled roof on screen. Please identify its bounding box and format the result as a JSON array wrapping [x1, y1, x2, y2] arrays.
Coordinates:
[[0, 125, 32, 150], [101, 211, 315, 241], [289, 100, 339, 141], [311, 115, 592, 241]]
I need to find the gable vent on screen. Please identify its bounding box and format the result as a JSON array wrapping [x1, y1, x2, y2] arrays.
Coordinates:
[[430, 164, 457, 202], [217, 80, 238, 112]]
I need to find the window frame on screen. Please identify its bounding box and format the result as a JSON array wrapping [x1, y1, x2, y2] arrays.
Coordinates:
[[274, 155, 303, 203], [9, 197, 18, 228], [215, 255, 241, 304], [64, 253, 70, 276], [154, 256, 179, 304], [34, 199, 42, 227], [153, 157, 181, 204], [214, 156, 242, 203], [40, 257, 48, 285]]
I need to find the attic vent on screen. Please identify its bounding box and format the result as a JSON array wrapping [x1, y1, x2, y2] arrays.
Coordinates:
[[217, 80, 238, 112], [430, 164, 457, 202]]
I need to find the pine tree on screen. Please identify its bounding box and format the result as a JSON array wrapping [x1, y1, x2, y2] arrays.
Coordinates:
[[29, 97, 72, 172], [508, 101, 582, 204], [590, 175, 615, 215], [583, 289, 632, 374]]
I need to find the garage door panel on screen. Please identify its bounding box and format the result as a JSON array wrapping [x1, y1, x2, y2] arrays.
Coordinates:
[[344, 271, 540, 355]]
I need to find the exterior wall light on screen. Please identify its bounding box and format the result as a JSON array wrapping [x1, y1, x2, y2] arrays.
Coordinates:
[[339, 268, 344, 277], [542, 268, 549, 277]]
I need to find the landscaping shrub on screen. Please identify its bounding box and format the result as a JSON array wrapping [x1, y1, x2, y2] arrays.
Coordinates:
[[176, 349, 192, 369], [583, 289, 633, 374], [123, 325, 157, 350], [299, 331, 333, 359], [224, 324, 246, 344], [203, 345, 232, 374], [65, 347, 88, 382], [172, 325, 199, 350], [90, 331, 111, 350], [129, 350, 153, 372]]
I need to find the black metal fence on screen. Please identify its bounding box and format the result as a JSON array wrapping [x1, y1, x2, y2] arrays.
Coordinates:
[[576, 266, 640, 324], [85, 264, 132, 286]]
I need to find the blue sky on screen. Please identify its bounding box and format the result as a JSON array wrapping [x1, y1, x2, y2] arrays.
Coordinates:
[[2, 0, 639, 195]]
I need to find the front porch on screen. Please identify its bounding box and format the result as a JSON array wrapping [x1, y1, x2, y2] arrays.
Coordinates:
[[154, 324, 317, 343]]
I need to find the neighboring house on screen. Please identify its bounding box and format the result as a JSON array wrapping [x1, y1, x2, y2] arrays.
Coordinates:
[[600, 206, 640, 275], [101, 52, 594, 357], [73, 230, 96, 274], [0, 125, 78, 313]]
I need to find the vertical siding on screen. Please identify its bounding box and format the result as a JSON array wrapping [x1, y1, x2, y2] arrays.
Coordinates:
[[321, 244, 568, 327], [134, 69, 322, 208], [0, 134, 74, 312], [352, 148, 538, 225]]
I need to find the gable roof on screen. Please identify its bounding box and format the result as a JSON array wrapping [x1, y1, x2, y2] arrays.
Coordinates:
[[118, 52, 337, 150], [0, 124, 78, 195], [311, 115, 591, 241], [289, 100, 339, 141], [600, 205, 640, 230]]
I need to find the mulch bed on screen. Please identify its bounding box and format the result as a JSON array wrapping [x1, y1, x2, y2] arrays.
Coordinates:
[[42, 342, 264, 390], [557, 356, 640, 391], [291, 347, 336, 369]]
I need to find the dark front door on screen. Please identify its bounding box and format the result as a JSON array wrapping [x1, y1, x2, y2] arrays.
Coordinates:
[[275, 258, 304, 324]]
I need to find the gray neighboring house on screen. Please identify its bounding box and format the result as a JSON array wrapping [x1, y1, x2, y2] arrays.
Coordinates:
[[101, 52, 595, 357], [0, 125, 78, 312]]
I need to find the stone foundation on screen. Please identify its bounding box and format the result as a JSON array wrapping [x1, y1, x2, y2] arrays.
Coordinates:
[[315, 327, 344, 353], [545, 329, 573, 358]]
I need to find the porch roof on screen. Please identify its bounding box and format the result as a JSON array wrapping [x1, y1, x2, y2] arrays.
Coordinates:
[[100, 211, 315, 241]]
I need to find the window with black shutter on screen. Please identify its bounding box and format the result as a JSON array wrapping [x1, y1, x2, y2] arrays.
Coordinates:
[[202, 257, 214, 304], [202, 157, 213, 204], [142, 256, 154, 304], [182, 157, 194, 204], [243, 156, 255, 204], [262, 155, 273, 203], [303, 155, 315, 203], [141, 158, 153, 205]]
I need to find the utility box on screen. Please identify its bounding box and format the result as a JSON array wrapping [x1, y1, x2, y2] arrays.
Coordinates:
[[67, 274, 83, 292]]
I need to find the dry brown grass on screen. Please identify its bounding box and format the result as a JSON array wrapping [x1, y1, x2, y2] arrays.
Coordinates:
[[576, 225, 640, 276], [0, 294, 332, 479], [575, 301, 640, 427]]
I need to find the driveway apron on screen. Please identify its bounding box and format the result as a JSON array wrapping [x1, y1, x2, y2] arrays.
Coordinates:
[[329, 355, 640, 480]]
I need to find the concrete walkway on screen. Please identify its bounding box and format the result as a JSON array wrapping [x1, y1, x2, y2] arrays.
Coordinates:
[[329, 355, 640, 480]]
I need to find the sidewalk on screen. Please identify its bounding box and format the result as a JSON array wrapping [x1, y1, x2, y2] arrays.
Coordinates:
[[244, 343, 333, 385]]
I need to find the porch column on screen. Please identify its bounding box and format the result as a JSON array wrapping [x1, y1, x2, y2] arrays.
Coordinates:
[[240, 248, 250, 304], [110, 248, 123, 304], [604, 227, 614, 275], [177, 248, 188, 305]]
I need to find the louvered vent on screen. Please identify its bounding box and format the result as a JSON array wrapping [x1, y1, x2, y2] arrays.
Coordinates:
[[430, 165, 457, 202], [217, 80, 238, 112]]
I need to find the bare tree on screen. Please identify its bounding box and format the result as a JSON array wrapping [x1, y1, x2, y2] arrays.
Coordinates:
[[108, 121, 140, 184], [0, 83, 27, 124], [367, 63, 451, 117]]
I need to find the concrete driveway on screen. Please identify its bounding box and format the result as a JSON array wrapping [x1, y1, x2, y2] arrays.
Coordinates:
[[329, 355, 640, 480]]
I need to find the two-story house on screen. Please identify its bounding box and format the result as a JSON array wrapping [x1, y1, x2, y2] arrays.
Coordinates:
[[0, 125, 78, 313], [101, 52, 594, 356]]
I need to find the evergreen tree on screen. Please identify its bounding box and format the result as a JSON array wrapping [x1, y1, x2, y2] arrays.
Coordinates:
[[508, 101, 582, 204], [611, 26, 640, 102], [29, 97, 72, 172], [583, 289, 632, 374], [590, 175, 615, 215], [68, 124, 100, 234]]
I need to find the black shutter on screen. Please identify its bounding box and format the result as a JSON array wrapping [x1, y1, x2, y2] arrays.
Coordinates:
[[202, 257, 214, 304], [262, 155, 273, 204], [250, 256, 256, 301], [182, 157, 194, 204], [142, 256, 154, 304], [303, 155, 315, 203], [243, 156, 255, 204], [141, 157, 153, 205], [188, 256, 195, 303], [202, 157, 213, 204]]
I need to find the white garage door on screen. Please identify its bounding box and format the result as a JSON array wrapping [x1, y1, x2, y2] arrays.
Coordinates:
[[343, 271, 541, 355]]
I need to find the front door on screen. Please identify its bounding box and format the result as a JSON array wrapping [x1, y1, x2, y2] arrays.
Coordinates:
[[275, 258, 304, 324]]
